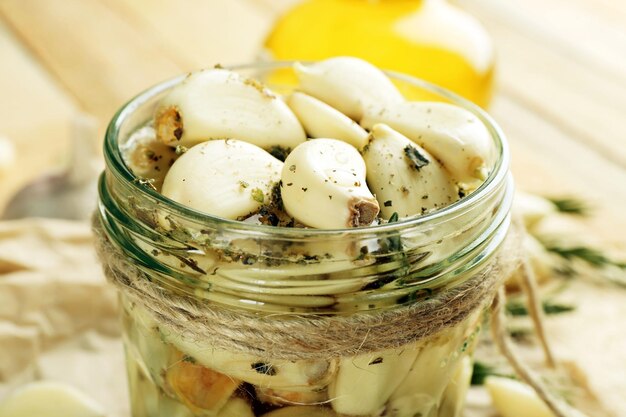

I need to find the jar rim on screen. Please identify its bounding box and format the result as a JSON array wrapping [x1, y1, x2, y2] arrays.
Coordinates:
[[103, 60, 510, 238]]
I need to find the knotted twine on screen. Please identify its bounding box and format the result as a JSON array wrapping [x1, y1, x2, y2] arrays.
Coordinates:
[[92, 213, 578, 417]]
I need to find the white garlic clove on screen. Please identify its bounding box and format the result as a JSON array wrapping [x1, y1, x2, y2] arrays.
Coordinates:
[[485, 377, 582, 417], [255, 386, 328, 406], [281, 138, 379, 229], [363, 124, 458, 220], [328, 345, 420, 416], [161, 140, 282, 220], [387, 321, 470, 417], [361, 101, 495, 186], [0, 136, 16, 176], [123, 302, 174, 389], [164, 331, 338, 390], [294, 57, 404, 121], [155, 68, 306, 150], [165, 353, 240, 414], [286, 92, 370, 150], [0, 381, 106, 417], [438, 356, 473, 417], [512, 191, 556, 229], [506, 233, 556, 291], [217, 397, 255, 417], [261, 406, 338, 417], [122, 125, 178, 191]]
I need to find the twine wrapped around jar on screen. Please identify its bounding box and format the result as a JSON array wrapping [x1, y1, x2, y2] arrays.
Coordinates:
[[92, 212, 522, 360]]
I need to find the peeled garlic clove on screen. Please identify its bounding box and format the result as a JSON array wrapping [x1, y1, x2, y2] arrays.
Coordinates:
[[161, 140, 282, 219], [255, 386, 328, 406], [506, 233, 555, 291], [0, 381, 106, 417], [294, 57, 404, 120], [513, 191, 556, 229], [485, 377, 559, 417], [363, 124, 458, 220], [328, 346, 419, 416], [0, 136, 16, 176], [261, 406, 338, 417], [166, 355, 240, 413], [122, 302, 174, 389], [387, 322, 469, 417], [438, 356, 473, 417], [361, 101, 495, 186], [216, 397, 255, 417], [163, 331, 337, 389], [281, 139, 379, 228], [155, 68, 306, 149], [286, 92, 370, 150], [122, 125, 178, 191]]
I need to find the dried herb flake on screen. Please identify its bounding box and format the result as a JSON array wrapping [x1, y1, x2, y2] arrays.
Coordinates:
[[403, 145, 430, 170]]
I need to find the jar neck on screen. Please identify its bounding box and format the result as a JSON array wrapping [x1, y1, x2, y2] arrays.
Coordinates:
[[98, 61, 511, 315]]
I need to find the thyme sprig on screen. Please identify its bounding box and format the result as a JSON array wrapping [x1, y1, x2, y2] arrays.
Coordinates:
[[471, 361, 515, 385], [545, 245, 626, 269], [541, 243, 626, 287], [506, 299, 575, 317], [547, 197, 590, 215]]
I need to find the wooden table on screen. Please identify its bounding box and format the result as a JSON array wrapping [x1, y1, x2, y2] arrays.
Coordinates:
[[0, 0, 624, 414]]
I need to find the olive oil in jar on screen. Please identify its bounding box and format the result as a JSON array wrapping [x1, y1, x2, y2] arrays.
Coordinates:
[[264, 0, 495, 107]]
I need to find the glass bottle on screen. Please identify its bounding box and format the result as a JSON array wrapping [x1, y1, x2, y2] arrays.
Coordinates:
[[264, 0, 495, 107]]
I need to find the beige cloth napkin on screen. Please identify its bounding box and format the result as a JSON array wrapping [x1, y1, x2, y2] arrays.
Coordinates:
[[0, 219, 126, 417], [0, 218, 624, 417]]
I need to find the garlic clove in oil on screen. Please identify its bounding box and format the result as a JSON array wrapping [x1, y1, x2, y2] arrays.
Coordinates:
[[155, 68, 306, 150], [362, 101, 495, 187], [281, 138, 379, 229], [161, 139, 282, 220], [294, 57, 404, 121], [286, 92, 370, 150], [363, 124, 458, 220], [328, 345, 419, 416]]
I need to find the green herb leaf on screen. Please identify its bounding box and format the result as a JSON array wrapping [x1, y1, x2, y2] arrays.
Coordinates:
[[182, 354, 196, 364], [268, 145, 291, 162], [548, 197, 589, 215], [385, 212, 402, 251], [546, 245, 626, 269], [471, 361, 515, 385], [251, 188, 265, 204], [506, 300, 576, 316], [403, 145, 430, 170]]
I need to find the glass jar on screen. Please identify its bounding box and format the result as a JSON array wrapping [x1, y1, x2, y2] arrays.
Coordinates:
[[96, 62, 512, 417], [264, 0, 495, 107]]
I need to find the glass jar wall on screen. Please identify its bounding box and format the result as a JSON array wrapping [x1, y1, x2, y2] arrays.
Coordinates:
[[96, 62, 512, 417]]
